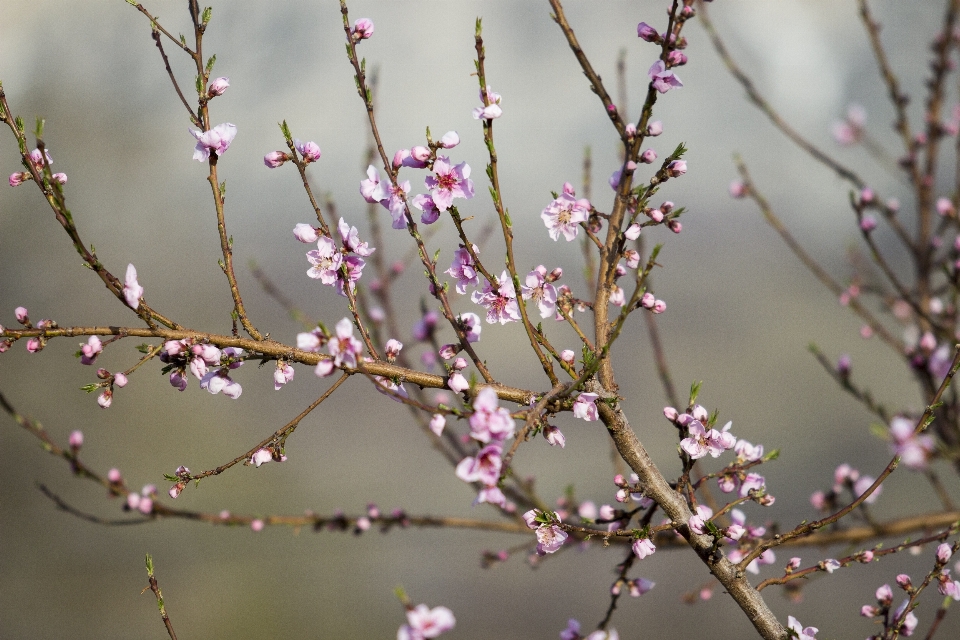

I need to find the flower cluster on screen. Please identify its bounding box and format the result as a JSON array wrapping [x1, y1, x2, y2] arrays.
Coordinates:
[[522, 509, 569, 556], [314, 318, 364, 377], [160, 338, 243, 398], [295, 217, 374, 296], [455, 387, 516, 507]]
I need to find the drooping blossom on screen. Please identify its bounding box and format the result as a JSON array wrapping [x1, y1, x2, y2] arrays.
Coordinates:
[[573, 392, 599, 421], [637, 22, 659, 42], [200, 366, 242, 399], [424, 156, 474, 212], [471, 271, 521, 325], [251, 448, 273, 467], [687, 504, 714, 535], [445, 245, 480, 294], [457, 312, 482, 343], [189, 123, 236, 161], [468, 386, 515, 443], [397, 604, 455, 640], [632, 537, 656, 559], [273, 362, 294, 390], [79, 335, 103, 365], [315, 318, 363, 377], [666, 159, 687, 177], [123, 263, 144, 309], [521, 265, 558, 318], [543, 424, 565, 447], [541, 184, 590, 241], [472, 85, 502, 120], [306, 236, 342, 285], [648, 60, 682, 93]]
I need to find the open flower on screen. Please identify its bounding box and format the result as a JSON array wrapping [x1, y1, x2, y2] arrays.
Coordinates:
[[424, 156, 474, 212], [189, 123, 237, 161], [648, 60, 682, 93]]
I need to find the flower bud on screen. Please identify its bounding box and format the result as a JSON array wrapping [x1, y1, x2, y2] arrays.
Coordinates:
[[263, 151, 289, 168], [69, 430, 84, 450], [666, 160, 687, 177], [637, 22, 660, 43], [646, 120, 663, 136], [353, 18, 374, 40], [640, 149, 657, 164], [207, 76, 230, 97], [439, 131, 460, 148], [15, 306, 28, 324], [560, 350, 575, 366]]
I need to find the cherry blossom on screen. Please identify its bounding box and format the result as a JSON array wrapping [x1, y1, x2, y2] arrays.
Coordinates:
[[273, 363, 294, 390], [398, 603, 455, 640], [445, 245, 480, 294], [338, 218, 375, 256], [305, 237, 342, 285], [351, 18, 374, 41], [521, 265, 558, 318], [315, 318, 363, 377], [632, 538, 656, 559], [573, 392, 599, 421], [294, 139, 321, 163], [468, 386, 515, 443]]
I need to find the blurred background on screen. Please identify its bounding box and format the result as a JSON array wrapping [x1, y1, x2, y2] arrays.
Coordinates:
[[1, 0, 958, 638]]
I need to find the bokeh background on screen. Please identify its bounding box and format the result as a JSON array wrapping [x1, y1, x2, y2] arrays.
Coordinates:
[[1, 1, 958, 638]]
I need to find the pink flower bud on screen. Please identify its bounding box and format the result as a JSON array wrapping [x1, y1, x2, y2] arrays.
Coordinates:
[[640, 292, 655, 308], [168, 483, 185, 499], [646, 120, 663, 136], [52, 172, 67, 184], [448, 372, 469, 393], [452, 357, 468, 371], [625, 122, 637, 137], [8, 172, 27, 187], [207, 76, 229, 97], [663, 406, 678, 421], [667, 51, 687, 66], [251, 448, 273, 467], [69, 430, 84, 449], [861, 605, 879, 618], [637, 22, 660, 42], [263, 151, 289, 168], [15, 307, 28, 324], [137, 496, 153, 515], [295, 139, 322, 163], [668, 220, 682, 234], [640, 148, 657, 163], [411, 146, 431, 162], [652, 299, 666, 313], [97, 389, 113, 408], [666, 160, 687, 177], [937, 196, 955, 217], [729, 181, 748, 198], [429, 414, 446, 436], [860, 215, 877, 232], [438, 344, 459, 360], [385, 339, 403, 361], [251, 519, 265, 532], [353, 18, 374, 40], [293, 223, 320, 243], [26, 337, 42, 352], [896, 574, 912, 589], [938, 543, 953, 563], [522, 509, 540, 529], [859, 550, 874, 563], [439, 131, 460, 148], [648, 208, 664, 223], [108, 468, 122, 483], [560, 350, 575, 365]]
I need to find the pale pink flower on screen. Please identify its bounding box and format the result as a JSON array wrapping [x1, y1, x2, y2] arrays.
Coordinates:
[[541, 190, 590, 241], [352, 18, 374, 41], [69, 430, 84, 449], [471, 271, 520, 325], [207, 76, 229, 97], [189, 123, 236, 161], [200, 370, 242, 398], [889, 416, 934, 470], [457, 312, 482, 343], [273, 362, 294, 390], [360, 165, 387, 203], [786, 616, 818, 640], [543, 424, 565, 447], [455, 443, 503, 485], [632, 538, 656, 559], [439, 131, 460, 148], [293, 223, 320, 243], [338, 218, 375, 256], [425, 156, 474, 211], [411, 193, 441, 224], [315, 318, 363, 377], [472, 85, 503, 120], [264, 151, 289, 168], [648, 60, 682, 93], [573, 392, 599, 421], [468, 386, 515, 443], [521, 265, 558, 318], [445, 245, 480, 294], [536, 521, 568, 555], [429, 414, 446, 436], [305, 237, 342, 285], [251, 448, 273, 467], [294, 139, 321, 163], [400, 604, 455, 639], [123, 263, 144, 308], [80, 335, 103, 365]]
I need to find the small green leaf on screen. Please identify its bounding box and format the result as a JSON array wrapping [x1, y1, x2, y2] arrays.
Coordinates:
[[475, 17, 482, 37], [206, 54, 216, 74], [34, 117, 45, 138], [195, 75, 203, 96], [689, 380, 702, 405], [201, 6, 212, 25], [145, 553, 154, 574]]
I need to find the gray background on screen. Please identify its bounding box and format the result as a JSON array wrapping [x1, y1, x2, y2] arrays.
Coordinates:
[[1, 1, 956, 638]]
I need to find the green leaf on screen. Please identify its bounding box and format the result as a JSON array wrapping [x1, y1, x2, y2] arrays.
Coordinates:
[[205, 54, 216, 74], [195, 75, 203, 96], [34, 117, 45, 138], [145, 553, 154, 574], [475, 17, 482, 37], [201, 6, 212, 25], [688, 380, 702, 405], [279, 120, 292, 141]]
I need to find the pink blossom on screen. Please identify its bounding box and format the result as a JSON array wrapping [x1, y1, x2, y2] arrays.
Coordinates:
[[113, 372, 128, 387], [889, 416, 934, 470], [27, 147, 53, 169], [648, 60, 682, 93], [632, 537, 656, 559], [472, 85, 503, 120], [536, 520, 568, 555], [560, 619, 581, 640], [306, 237, 342, 285], [640, 148, 657, 164], [69, 430, 83, 449], [9, 172, 27, 187], [739, 473, 766, 498], [786, 616, 817, 640], [200, 370, 242, 398], [688, 504, 713, 535], [429, 414, 446, 436], [273, 362, 294, 390], [411, 193, 441, 224], [439, 131, 460, 148], [189, 122, 237, 161], [894, 600, 917, 636], [937, 196, 955, 216], [294, 139, 321, 163], [52, 172, 67, 184], [251, 448, 273, 467], [123, 263, 143, 308], [79, 335, 103, 365], [734, 439, 764, 462], [352, 18, 374, 41], [293, 223, 320, 243], [382, 179, 412, 229], [471, 271, 520, 325], [447, 371, 469, 393], [468, 386, 515, 443], [521, 265, 558, 318], [446, 245, 480, 294], [264, 151, 289, 168], [637, 22, 660, 43], [541, 190, 590, 241], [360, 165, 387, 203], [543, 424, 565, 447], [424, 156, 474, 211], [455, 443, 503, 485], [681, 420, 733, 459], [572, 392, 599, 421], [831, 104, 865, 146], [251, 519, 265, 532], [400, 604, 455, 639], [646, 120, 663, 136], [854, 475, 881, 504], [560, 350, 575, 366], [457, 312, 482, 343], [338, 218, 375, 256], [666, 160, 687, 177], [315, 318, 363, 376], [207, 76, 229, 97], [97, 389, 113, 408]]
